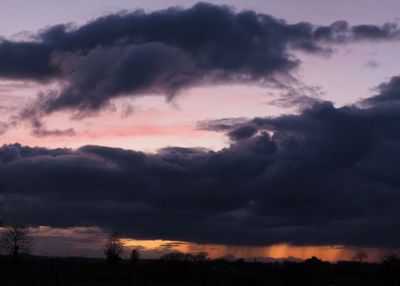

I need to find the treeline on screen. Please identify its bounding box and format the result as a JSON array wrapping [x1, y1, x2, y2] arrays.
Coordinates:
[[104, 231, 209, 265], [1, 217, 400, 285], [0, 254, 400, 285]]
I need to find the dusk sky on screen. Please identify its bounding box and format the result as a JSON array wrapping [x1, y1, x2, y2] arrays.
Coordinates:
[[1, 0, 400, 261]]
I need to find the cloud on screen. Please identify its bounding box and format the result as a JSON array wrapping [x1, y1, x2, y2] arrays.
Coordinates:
[[196, 117, 249, 132], [365, 59, 380, 69], [313, 21, 400, 43], [30, 120, 76, 137], [2, 76, 400, 248], [0, 122, 9, 135], [351, 23, 400, 40], [0, 119, 17, 135], [42, 43, 197, 114], [0, 40, 57, 81], [1, 2, 399, 118], [227, 124, 258, 141], [361, 76, 400, 106]]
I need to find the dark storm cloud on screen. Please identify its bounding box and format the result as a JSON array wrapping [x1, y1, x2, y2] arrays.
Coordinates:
[[313, 21, 400, 42], [227, 124, 258, 140], [1, 2, 399, 116], [2, 76, 400, 248], [0, 40, 56, 81], [361, 76, 400, 106], [352, 23, 400, 40]]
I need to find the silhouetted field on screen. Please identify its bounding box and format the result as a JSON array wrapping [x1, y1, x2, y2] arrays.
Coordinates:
[[0, 255, 400, 286]]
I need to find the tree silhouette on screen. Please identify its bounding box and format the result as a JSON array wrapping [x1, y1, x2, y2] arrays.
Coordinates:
[[130, 249, 140, 266], [160, 251, 187, 261], [353, 250, 368, 263], [160, 251, 209, 262], [1, 224, 34, 257], [104, 232, 124, 265], [192, 251, 209, 262]]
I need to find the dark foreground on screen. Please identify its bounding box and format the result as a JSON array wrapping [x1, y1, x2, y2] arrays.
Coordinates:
[[1, 255, 400, 286]]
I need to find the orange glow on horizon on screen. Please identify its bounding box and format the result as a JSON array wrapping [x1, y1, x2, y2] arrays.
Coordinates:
[[31, 226, 393, 261], [121, 238, 387, 262]]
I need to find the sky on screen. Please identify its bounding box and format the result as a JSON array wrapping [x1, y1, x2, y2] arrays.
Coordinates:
[[1, 1, 400, 262]]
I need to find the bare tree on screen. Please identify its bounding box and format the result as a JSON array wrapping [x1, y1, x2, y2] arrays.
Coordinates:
[[353, 250, 368, 263], [104, 232, 124, 264], [1, 224, 34, 257]]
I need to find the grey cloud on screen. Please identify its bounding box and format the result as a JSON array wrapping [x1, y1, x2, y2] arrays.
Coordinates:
[[361, 76, 400, 106], [0, 3, 399, 117], [196, 117, 249, 132], [352, 23, 400, 40], [2, 77, 400, 248], [0, 122, 8, 135], [365, 59, 380, 69], [227, 125, 258, 140], [31, 126, 75, 138]]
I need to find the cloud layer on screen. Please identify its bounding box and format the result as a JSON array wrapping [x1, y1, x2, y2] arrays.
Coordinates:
[[1, 2, 399, 117], [1, 75, 400, 248]]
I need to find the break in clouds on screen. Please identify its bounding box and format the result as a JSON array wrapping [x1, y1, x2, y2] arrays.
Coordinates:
[[2, 75, 400, 248], [0, 2, 399, 118]]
